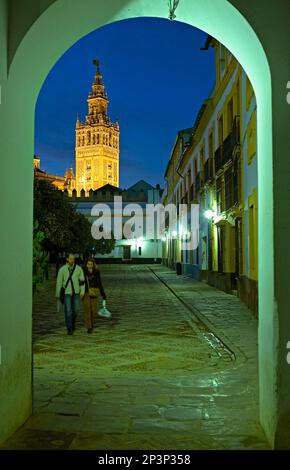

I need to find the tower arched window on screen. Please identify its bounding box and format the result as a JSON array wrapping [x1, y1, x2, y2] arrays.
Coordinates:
[[92, 134, 96, 144], [87, 131, 91, 144], [97, 134, 99, 144], [82, 136, 85, 146], [103, 134, 106, 144]]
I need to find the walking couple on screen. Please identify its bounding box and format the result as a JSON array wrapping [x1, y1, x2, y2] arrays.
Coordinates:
[[56, 253, 106, 335]]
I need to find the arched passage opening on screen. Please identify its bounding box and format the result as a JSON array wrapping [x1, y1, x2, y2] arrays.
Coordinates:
[[1, 0, 277, 448]]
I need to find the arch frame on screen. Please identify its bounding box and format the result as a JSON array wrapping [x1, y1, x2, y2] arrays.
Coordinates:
[[0, 0, 278, 447]]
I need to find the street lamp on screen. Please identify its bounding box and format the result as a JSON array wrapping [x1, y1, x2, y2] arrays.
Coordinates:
[[205, 209, 215, 219]]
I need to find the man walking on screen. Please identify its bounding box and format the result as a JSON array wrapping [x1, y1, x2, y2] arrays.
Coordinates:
[[56, 253, 85, 335]]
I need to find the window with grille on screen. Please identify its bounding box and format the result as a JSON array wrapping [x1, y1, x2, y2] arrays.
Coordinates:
[[216, 177, 222, 214], [227, 98, 234, 135], [233, 155, 240, 204], [224, 166, 234, 210]]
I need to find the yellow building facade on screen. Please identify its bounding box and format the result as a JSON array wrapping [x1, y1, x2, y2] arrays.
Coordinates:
[[163, 38, 258, 313], [75, 60, 119, 195]]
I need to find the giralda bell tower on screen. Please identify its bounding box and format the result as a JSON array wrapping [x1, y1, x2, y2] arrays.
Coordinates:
[[75, 60, 119, 195]]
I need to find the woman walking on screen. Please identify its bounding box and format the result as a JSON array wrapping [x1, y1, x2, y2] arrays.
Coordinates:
[[83, 258, 106, 333]]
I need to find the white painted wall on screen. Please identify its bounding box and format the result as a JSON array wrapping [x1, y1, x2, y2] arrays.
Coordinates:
[[241, 70, 258, 276], [76, 200, 162, 259], [1, 0, 286, 449]]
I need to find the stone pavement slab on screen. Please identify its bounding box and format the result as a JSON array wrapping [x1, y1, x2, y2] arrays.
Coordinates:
[[1, 265, 269, 450]]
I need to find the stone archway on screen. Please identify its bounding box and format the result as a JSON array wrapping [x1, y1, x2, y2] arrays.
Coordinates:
[[1, 0, 285, 448]]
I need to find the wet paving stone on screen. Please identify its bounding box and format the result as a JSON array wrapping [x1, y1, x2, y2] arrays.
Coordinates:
[[1, 265, 269, 450], [1, 429, 76, 450]]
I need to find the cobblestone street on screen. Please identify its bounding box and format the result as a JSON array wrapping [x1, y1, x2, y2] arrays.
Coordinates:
[[2, 265, 269, 450]]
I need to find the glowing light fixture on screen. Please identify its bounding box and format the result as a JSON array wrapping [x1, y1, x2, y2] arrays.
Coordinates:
[[205, 210, 215, 219]]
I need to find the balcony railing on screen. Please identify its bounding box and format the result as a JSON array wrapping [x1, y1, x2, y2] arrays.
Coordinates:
[[215, 116, 240, 174], [195, 172, 201, 193], [224, 156, 241, 211], [181, 191, 188, 206], [223, 132, 233, 165], [204, 158, 214, 183], [189, 183, 195, 202], [224, 167, 234, 211], [233, 153, 240, 205], [216, 177, 223, 215], [215, 145, 223, 174]]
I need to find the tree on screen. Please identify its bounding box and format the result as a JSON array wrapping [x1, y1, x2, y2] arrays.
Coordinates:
[[34, 179, 93, 255], [93, 232, 116, 255], [33, 221, 49, 293]]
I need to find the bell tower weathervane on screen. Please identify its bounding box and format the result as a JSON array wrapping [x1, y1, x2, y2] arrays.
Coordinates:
[[168, 0, 180, 20]]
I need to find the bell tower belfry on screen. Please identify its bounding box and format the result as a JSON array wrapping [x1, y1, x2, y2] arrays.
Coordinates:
[[75, 60, 120, 195]]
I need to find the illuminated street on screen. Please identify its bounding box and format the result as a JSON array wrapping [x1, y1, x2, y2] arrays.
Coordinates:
[[1, 265, 268, 450]]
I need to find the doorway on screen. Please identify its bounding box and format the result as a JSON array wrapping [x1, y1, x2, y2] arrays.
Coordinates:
[[123, 245, 131, 260]]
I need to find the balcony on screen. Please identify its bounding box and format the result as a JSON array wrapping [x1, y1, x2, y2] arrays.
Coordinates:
[[204, 158, 214, 183], [224, 157, 242, 211], [181, 191, 188, 206], [189, 183, 195, 202], [216, 177, 223, 215], [195, 172, 201, 193], [223, 132, 233, 165], [233, 153, 240, 205], [224, 167, 234, 211], [215, 145, 223, 174], [215, 116, 240, 174]]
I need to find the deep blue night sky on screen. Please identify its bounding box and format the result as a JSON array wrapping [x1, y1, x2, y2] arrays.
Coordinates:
[[35, 17, 215, 189]]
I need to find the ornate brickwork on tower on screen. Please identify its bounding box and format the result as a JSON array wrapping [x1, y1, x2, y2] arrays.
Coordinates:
[[75, 60, 120, 195]]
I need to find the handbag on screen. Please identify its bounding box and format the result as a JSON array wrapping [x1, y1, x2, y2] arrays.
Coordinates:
[[60, 287, 65, 304], [60, 264, 76, 304], [86, 275, 99, 298], [88, 287, 99, 298]]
